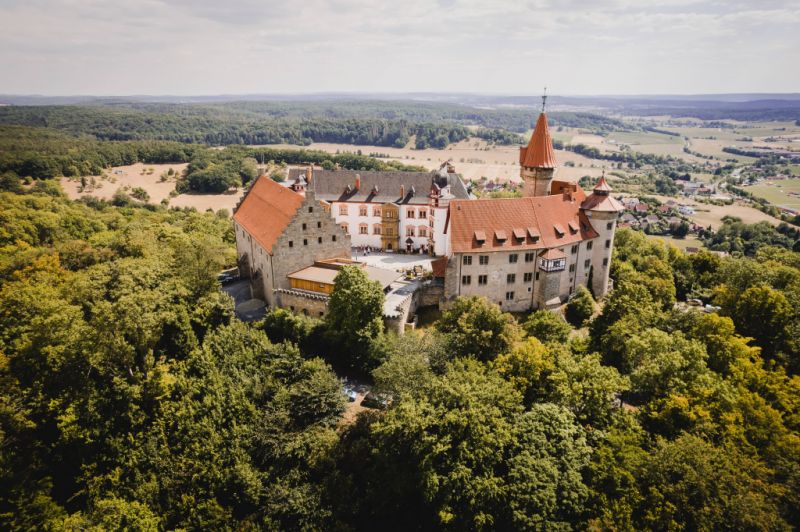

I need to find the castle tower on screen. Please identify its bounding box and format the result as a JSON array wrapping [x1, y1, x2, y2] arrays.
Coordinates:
[[580, 172, 623, 297], [520, 94, 557, 197]]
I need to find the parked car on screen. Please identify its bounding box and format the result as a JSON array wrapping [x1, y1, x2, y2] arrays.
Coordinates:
[[217, 271, 240, 285], [362, 392, 392, 410]]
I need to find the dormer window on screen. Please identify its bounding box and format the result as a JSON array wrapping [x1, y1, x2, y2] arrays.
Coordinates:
[[495, 229, 507, 242], [512, 228, 526, 242], [474, 230, 486, 245], [568, 221, 579, 234], [527, 227, 540, 243], [554, 224, 565, 238]]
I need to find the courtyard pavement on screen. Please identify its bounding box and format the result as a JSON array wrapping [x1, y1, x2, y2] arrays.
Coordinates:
[[351, 251, 436, 272]]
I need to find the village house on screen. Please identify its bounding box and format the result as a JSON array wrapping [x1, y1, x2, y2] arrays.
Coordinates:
[[286, 162, 470, 256], [442, 108, 622, 311]]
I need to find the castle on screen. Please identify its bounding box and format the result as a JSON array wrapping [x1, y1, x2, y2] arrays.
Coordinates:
[[232, 103, 621, 323], [441, 107, 622, 311]]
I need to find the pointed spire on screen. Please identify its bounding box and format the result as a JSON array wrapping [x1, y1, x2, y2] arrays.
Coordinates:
[[541, 86, 547, 113], [520, 111, 557, 168], [594, 169, 612, 194]]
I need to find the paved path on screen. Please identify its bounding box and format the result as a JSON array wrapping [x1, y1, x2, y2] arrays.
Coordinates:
[[351, 251, 436, 272]]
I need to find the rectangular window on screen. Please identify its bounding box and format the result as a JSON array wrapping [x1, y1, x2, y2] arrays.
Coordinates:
[[317, 221, 322, 228], [605, 239, 611, 249], [373, 207, 381, 217], [373, 226, 381, 235], [303, 239, 308, 246], [607, 222, 613, 230], [536, 272, 540, 280], [407, 209, 415, 218], [507, 273, 516, 284], [478, 274, 488, 285], [308, 206, 313, 213], [509, 254, 518, 264], [419, 227, 428, 237], [360, 206, 368, 217], [524, 252, 534, 263], [406, 226, 415, 237], [360, 225, 368, 235], [463, 255, 472, 266], [587, 241, 593, 250], [523, 272, 533, 282], [332, 235, 337, 241], [289, 241, 293, 248], [461, 275, 471, 285], [339, 205, 348, 215], [569, 264, 576, 273], [318, 237, 322, 244], [571, 245, 578, 254], [302, 223, 307, 230], [584, 259, 591, 268], [479, 255, 489, 265], [603, 258, 609, 266], [505, 291, 514, 301]]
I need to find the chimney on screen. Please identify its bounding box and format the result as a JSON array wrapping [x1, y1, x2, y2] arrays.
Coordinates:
[[400, 184, 405, 199], [355, 174, 361, 191]]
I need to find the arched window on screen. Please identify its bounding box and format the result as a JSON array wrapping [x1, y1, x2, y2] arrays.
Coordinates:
[[339, 204, 348, 215], [406, 226, 415, 237], [419, 226, 428, 237], [341, 223, 349, 234], [406, 208, 416, 218], [373, 224, 382, 235], [359, 223, 368, 235]]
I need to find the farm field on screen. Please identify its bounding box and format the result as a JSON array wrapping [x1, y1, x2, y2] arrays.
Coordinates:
[[269, 138, 608, 184], [60, 162, 243, 213], [744, 178, 800, 210]]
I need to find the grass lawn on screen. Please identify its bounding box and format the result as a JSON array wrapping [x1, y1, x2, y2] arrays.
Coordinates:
[[745, 178, 800, 209]]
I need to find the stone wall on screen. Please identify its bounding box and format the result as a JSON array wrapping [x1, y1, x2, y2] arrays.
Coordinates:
[[275, 289, 329, 318]]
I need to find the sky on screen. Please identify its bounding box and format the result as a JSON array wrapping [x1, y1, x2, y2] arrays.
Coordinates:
[[0, 0, 798, 96]]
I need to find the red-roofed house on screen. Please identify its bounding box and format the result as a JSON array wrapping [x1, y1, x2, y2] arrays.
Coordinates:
[[233, 176, 351, 310]]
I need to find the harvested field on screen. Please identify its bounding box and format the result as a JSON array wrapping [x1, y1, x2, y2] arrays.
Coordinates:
[[60, 162, 242, 214]]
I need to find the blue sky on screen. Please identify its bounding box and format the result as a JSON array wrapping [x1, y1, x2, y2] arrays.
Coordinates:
[[0, 0, 798, 95]]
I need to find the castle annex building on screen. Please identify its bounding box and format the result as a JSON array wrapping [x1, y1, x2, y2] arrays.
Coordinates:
[[286, 163, 469, 256], [443, 109, 622, 311]]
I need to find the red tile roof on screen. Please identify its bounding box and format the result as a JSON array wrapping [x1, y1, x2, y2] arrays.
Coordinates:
[[448, 190, 598, 253], [519, 113, 557, 169], [594, 174, 613, 192], [233, 176, 305, 254]]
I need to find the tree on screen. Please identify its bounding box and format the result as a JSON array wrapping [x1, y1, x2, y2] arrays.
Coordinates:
[[565, 286, 595, 327], [523, 310, 572, 344], [325, 265, 385, 374], [731, 285, 792, 363], [436, 296, 522, 362]]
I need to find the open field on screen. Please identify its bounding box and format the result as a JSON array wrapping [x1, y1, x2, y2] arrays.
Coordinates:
[[269, 138, 607, 184], [744, 178, 800, 210], [648, 234, 704, 251], [60, 162, 243, 213]]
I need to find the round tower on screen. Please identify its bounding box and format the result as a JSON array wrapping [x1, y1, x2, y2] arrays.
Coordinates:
[[519, 110, 557, 197], [580, 173, 623, 298]]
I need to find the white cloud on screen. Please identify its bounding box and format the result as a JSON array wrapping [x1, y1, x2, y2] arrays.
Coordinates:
[[0, 0, 798, 94]]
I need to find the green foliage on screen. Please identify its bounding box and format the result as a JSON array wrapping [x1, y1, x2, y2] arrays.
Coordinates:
[[565, 285, 595, 327], [436, 296, 522, 362], [523, 309, 572, 344], [325, 265, 385, 374]]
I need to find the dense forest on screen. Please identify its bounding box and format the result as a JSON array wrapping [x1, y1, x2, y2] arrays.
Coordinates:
[[1, 175, 799, 529], [0, 101, 629, 148]]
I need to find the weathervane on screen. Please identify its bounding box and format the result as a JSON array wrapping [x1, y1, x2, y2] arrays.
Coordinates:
[[541, 87, 547, 113]]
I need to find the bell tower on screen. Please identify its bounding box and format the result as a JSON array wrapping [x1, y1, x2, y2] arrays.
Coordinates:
[[520, 90, 557, 197]]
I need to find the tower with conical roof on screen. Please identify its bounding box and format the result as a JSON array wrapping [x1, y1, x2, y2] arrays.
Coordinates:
[[580, 170, 623, 297], [519, 91, 557, 197]]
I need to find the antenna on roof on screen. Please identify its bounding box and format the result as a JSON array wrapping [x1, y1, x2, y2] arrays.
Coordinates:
[[541, 87, 548, 113]]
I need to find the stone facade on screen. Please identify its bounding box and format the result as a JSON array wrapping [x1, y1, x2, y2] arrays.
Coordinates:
[[234, 190, 351, 308]]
